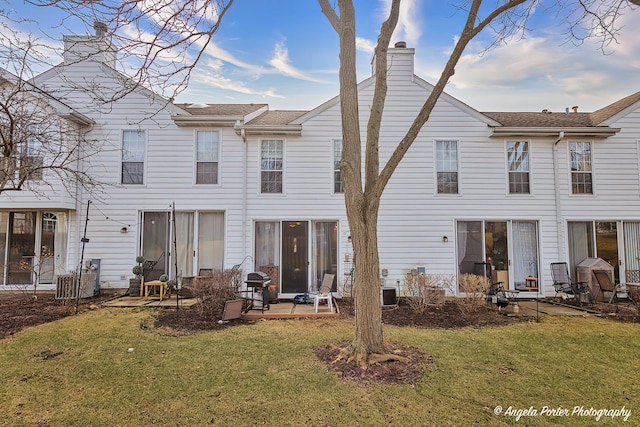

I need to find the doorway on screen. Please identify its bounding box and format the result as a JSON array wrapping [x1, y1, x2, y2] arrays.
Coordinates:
[[282, 221, 308, 294], [255, 220, 338, 295], [457, 220, 539, 290]]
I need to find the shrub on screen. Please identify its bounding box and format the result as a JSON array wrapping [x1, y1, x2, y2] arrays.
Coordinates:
[[626, 284, 640, 318], [192, 269, 239, 316], [456, 273, 490, 316], [404, 273, 453, 314]]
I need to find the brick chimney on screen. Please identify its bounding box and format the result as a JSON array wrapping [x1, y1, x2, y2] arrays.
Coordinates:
[[371, 41, 415, 80]]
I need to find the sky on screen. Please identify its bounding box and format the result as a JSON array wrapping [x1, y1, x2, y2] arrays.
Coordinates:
[[2, 0, 640, 113]]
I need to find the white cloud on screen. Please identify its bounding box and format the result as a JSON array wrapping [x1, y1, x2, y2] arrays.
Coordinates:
[[451, 36, 564, 89], [193, 71, 284, 98], [356, 37, 376, 53], [381, 0, 422, 46], [268, 41, 326, 83]]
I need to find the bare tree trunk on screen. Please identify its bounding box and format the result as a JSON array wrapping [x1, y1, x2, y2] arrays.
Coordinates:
[[344, 197, 386, 364]]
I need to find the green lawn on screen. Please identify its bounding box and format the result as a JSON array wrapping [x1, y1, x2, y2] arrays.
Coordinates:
[[0, 309, 637, 426]]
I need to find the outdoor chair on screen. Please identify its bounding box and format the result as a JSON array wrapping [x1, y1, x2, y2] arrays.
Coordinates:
[[592, 270, 622, 304], [313, 273, 335, 313], [475, 262, 510, 310], [550, 262, 590, 303]]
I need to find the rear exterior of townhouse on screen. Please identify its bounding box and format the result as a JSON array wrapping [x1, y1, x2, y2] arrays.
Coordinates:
[[2, 33, 640, 299]]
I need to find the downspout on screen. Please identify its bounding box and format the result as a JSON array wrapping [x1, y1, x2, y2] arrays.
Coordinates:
[[240, 124, 248, 268], [74, 122, 95, 279], [552, 131, 565, 264]]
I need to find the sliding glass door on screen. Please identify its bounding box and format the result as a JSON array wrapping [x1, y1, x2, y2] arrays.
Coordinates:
[[457, 220, 539, 290], [255, 220, 338, 294]]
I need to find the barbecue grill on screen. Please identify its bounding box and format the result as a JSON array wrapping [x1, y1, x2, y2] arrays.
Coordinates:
[[243, 272, 271, 313]]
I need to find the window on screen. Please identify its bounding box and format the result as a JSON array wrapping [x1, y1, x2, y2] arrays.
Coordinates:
[[260, 140, 283, 193], [196, 131, 219, 184], [121, 130, 145, 184], [436, 140, 458, 194], [570, 141, 592, 194], [507, 141, 530, 194], [333, 139, 343, 193], [19, 137, 44, 181]]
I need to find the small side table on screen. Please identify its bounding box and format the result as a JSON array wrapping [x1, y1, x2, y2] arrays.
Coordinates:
[[144, 280, 166, 301]]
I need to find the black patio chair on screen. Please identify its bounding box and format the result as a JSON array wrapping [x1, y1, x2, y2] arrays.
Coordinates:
[[474, 262, 510, 310], [550, 262, 590, 303]]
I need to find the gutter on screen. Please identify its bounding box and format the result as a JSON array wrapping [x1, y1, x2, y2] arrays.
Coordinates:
[[233, 124, 302, 136], [491, 127, 619, 138], [171, 115, 244, 127]]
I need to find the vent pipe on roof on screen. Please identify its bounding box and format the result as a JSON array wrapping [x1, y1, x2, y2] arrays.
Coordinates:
[[394, 41, 407, 48], [94, 21, 108, 37], [565, 107, 570, 114], [572, 105, 579, 113]]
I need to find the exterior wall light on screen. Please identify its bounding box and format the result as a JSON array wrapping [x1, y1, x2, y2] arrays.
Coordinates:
[[120, 227, 128, 234], [442, 236, 449, 243]]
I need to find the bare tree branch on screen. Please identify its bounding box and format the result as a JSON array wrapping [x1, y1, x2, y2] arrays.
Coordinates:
[[319, 0, 341, 33], [25, 0, 235, 101], [374, 0, 530, 201], [365, 0, 400, 196]]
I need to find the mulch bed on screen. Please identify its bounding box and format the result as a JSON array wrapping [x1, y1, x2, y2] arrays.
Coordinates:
[[2, 293, 637, 384], [0, 292, 114, 340]]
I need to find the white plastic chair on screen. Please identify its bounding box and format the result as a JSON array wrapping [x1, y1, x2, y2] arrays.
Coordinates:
[[313, 274, 335, 313]]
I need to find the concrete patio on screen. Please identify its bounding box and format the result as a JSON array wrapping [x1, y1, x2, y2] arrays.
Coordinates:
[[102, 295, 340, 319]]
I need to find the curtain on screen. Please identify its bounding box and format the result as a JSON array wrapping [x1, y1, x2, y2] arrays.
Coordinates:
[[53, 212, 68, 276], [457, 221, 482, 274], [568, 221, 593, 277], [313, 222, 337, 290], [142, 212, 168, 280], [624, 222, 640, 282], [173, 212, 194, 277], [198, 212, 224, 271], [255, 222, 280, 270], [512, 221, 538, 286]]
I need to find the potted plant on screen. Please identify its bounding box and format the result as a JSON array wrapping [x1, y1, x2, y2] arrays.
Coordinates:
[[159, 274, 169, 283], [128, 256, 145, 296]]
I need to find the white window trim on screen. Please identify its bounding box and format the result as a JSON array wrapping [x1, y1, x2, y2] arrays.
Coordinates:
[[433, 139, 461, 196], [194, 129, 221, 186], [505, 140, 532, 196], [258, 139, 286, 195], [567, 140, 595, 196], [332, 138, 344, 195], [121, 129, 147, 186]]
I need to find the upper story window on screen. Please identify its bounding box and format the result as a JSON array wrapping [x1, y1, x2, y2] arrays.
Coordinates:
[[260, 140, 283, 193], [333, 139, 344, 193], [196, 131, 219, 184], [436, 140, 458, 194], [121, 130, 145, 185], [507, 141, 530, 194], [570, 141, 592, 194], [19, 137, 44, 181]]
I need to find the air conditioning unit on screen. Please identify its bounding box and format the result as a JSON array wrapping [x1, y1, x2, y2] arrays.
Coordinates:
[[381, 287, 398, 307], [55, 273, 96, 300]]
